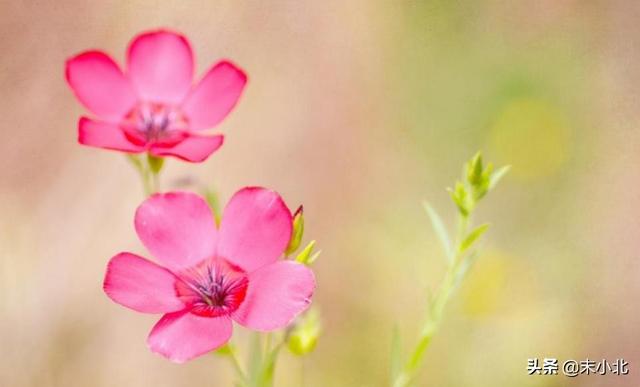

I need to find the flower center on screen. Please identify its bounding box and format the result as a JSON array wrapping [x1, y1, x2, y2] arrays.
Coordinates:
[[122, 103, 188, 146], [175, 258, 248, 318]]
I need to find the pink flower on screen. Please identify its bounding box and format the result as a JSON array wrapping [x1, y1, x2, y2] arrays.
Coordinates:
[[65, 29, 247, 162], [103, 188, 316, 363]]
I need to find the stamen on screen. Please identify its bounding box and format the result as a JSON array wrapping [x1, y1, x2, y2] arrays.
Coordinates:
[[121, 102, 188, 146], [175, 258, 248, 318]]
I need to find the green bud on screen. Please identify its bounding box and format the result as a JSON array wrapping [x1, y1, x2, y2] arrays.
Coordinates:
[[451, 153, 508, 217], [466, 152, 484, 187], [285, 206, 304, 256], [287, 309, 321, 356], [467, 152, 495, 201], [295, 240, 320, 265], [449, 181, 470, 216]]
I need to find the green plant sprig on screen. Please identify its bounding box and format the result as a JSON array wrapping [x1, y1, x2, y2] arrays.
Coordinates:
[[391, 152, 509, 387]]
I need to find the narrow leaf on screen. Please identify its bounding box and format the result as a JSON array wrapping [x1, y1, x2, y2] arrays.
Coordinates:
[[308, 250, 321, 265], [422, 202, 452, 261], [488, 165, 510, 190], [295, 240, 317, 265], [460, 224, 490, 253]]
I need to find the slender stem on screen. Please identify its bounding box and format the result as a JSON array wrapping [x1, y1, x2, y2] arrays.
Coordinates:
[[126, 154, 161, 196], [142, 170, 153, 196], [127, 155, 150, 196], [228, 345, 248, 385], [150, 170, 159, 193], [265, 333, 272, 356], [392, 213, 471, 387], [455, 215, 470, 257]]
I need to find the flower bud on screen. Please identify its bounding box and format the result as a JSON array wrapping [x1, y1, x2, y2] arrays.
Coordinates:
[[287, 309, 321, 356], [449, 181, 470, 216], [285, 206, 304, 256], [466, 152, 493, 200], [466, 152, 484, 187]]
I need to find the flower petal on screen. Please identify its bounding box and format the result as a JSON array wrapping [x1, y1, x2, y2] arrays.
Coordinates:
[[127, 29, 194, 104], [103, 252, 184, 314], [78, 117, 144, 153], [232, 261, 315, 331], [148, 312, 232, 363], [135, 192, 217, 271], [65, 51, 137, 121], [182, 61, 248, 130], [218, 187, 292, 272], [149, 133, 224, 163]]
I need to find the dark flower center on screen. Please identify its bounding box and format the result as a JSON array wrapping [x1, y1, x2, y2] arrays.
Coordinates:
[[175, 258, 248, 318], [121, 103, 188, 146]]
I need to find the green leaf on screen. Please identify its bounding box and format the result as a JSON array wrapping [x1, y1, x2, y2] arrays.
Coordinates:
[[467, 152, 483, 186], [483, 162, 494, 178], [295, 240, 319, 265], [488, 165, 510, 190], [147, 154, 165, 175], [307, 250, 321, 265], [422, 202, 452, 261], [460, 223, 490, 253]]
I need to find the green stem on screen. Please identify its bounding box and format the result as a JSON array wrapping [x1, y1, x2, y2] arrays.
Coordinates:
[[126, 154, 161, 196], [392, 213, 470, 387], [265, 333, 272, 356], [150, 170, 159, 193], [142, 170, 153, 196], [228, 345, 248, 385]]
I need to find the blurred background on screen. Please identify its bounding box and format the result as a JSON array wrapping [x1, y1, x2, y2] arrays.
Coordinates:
[[1, 1, 639, 386]]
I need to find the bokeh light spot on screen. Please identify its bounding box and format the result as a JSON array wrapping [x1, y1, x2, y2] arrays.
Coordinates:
[[488, 98, 570, 180]]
